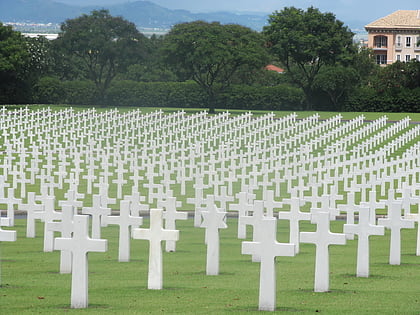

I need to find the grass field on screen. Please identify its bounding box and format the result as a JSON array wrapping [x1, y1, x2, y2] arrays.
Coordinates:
[[4, 104, 420, 121], [1, 217, 420, 314], [1, 106, 419, 313]]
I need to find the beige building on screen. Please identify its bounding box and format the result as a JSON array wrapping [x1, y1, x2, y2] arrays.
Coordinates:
[[365, 10, 420, 65]]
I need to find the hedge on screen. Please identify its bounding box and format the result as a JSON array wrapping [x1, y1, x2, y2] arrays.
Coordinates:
[[344, 86, 420, 113]]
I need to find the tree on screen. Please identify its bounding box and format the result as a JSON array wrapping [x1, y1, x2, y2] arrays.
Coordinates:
[[0, 22, 32, 103], [54, 9, 150, 103], [263, 7, 356, 110], [161, 21, 269, 113], [314, 66, 359, 110], [371, 60, 420, 93]]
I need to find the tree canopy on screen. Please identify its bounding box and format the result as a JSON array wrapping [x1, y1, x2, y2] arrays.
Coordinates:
[[0, 22, 32, 103], [263, 7, 356, 110], [162, 21, 269, 113], [54, 9, 151, 103]]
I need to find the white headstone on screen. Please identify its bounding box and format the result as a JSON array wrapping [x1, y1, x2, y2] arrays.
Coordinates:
[[132, 209, 179, 290], [157, 196, 188, 252], [378, 201, 415, 265], [242, 217, 295, 311], [82, 195, 111, 239], [200, 196, 227, 275], [104, 200, 143, 262], [300, 211, 346, 292], [343, 206, 384, 277], [54, 215, 107, 309]]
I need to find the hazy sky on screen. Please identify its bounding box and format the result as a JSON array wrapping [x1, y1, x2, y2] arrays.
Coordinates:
[[55, 0, 420, 24]]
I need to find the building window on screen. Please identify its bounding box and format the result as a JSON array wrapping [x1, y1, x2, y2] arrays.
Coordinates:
[[416, 55, 420, 61], [405, 54, 411, 62], [374, 35, 388, 48], [406, 36, 411, 48], [396, 54, 401, 61], [376, 54, 387, 64], [416, 36, 420, 49], [396, 35, 402, 48]]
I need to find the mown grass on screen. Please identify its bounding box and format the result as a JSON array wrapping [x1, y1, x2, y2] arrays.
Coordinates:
[[4, 104, 420, 121], [1, 218, 420, 314]]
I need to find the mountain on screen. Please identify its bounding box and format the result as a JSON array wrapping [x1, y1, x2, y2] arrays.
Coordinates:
[[0, 0, 269, 30]]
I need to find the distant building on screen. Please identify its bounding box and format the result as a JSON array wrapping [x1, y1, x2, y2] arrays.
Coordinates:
[[365, 10, 420, 65]]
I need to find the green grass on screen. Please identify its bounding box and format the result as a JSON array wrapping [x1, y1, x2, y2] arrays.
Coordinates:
[[4, 104, 420, 121], [1, 218, 420, 314]]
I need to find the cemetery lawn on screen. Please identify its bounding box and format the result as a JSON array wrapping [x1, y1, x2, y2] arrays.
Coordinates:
[[10, 104, 420, 122], [2, 218, 420, 314]]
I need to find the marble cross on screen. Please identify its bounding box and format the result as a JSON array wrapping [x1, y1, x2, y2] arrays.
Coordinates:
[[343, 206, 384, 277], [54, 215, 107, 309], [157, 196, 188, 252], [229, 191, 254, 239], [242, 217, 295, 311], [132, 209, 179, 290], [278, 195, 311, 254], [82, 195, 111, 239], [20, 192, 44, 238], [47, 204, 74, 273], [104, 200, 143, 262], [300, 211, 346, 292], [378, 201, 415, 265], [200, 196, 228, 275]]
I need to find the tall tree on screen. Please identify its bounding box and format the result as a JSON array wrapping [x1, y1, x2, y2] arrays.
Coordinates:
[[54, 9, 150, 103], [162, 21, 269, 113], [264, 7, 355, 110], [0, 22, 32, 103]]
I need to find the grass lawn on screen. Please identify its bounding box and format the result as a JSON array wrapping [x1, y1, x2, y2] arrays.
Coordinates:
[[1, 217, 420, 314], [5, 104, 420, 121], [1, 106, 419, 313]]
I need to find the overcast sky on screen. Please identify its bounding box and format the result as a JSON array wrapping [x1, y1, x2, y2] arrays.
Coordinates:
[[56, 0, 420, 24]]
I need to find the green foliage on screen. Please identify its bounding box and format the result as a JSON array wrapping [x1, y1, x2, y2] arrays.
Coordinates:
[[106, 80, 206, 107], [371, 60, 420, 93], [161, 21, 270, 113], [62, 80, 97, 105], [105, 80, 304, 111], [32, 76, 63, 104], [344, 86, 420, 113], [219, 84, 305, 110], [53, 9, 151, 102], [314, 66, 359, 110], [0, 22, 33, 104], [264, 7, 356, 110]]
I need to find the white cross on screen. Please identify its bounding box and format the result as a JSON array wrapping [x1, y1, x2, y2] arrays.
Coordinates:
[[378, 201, 415, 265], [104, 200, 143, 262], [242, 217, 295, 311], [264, 190, 282, 218], [200, 196, 227, 275], [241, 200, 265, 262], [0, 188, 21, 226], [132, 209, 179, 290], [82, 195, 111, 239], [59, 190, 83, 215], [360, 190, 385, 224], [229, 191, 254, 239], [278, 196, 311, 254], [42, 197, 62, 252], [337, 192, 359, 240], [300, 211, 346, 292], [343, 206, 384, 277], [157, 196, 187, 252], [20, 192, 44, 238], [47, 204, 74, 273], [54, 215, 107, 309]]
